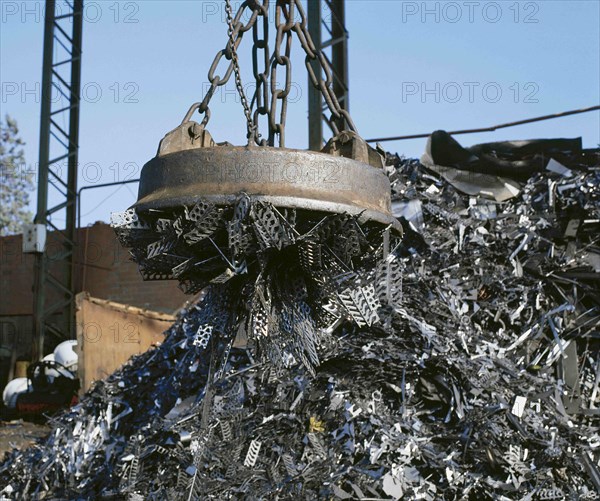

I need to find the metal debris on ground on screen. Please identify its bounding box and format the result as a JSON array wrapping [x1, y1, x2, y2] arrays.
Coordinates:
[[1, 144, 599, 500]]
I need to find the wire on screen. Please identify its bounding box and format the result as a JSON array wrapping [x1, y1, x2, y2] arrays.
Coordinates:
[[124, 183, 136, 199], [77, 178, 140, 228], [365, 105, 600, 143], [80, 184, 126, 219]]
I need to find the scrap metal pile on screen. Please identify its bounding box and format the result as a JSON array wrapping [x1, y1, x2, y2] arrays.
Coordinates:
[[2, 143, 600, 500]]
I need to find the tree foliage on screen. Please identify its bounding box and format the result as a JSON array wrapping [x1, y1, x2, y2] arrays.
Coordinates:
[[0, 115, 34, 236]]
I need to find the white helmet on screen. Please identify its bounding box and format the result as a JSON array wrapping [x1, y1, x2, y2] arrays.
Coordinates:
[[2, 377, 31, 409], [53, 340, 78, 372], [42, 353, 61, 381], [41, 353, 75, 381]]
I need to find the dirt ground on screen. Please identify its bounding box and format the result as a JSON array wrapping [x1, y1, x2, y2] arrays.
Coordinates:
[[0, 420, 49, 458]]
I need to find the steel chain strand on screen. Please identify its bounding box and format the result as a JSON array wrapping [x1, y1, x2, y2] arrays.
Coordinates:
[[268, 0, 284, 145], [308, 52, 342, 134], [196, 0, 358, 143], [269, 0, 294, 147], [225, 0, 257, 144], [293, 0, 358, 134], [251, 1, 270, 145], [196, 1, 258, 127]]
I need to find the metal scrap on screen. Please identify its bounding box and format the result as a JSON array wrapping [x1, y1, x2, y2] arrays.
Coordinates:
[[1, 146, 599, 500]]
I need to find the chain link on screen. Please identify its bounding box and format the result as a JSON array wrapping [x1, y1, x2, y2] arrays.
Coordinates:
[[251, 1, 270, 146], [195, 0, 358, 147], [197, 1, 262, 133], [290, 0, 357, 136], [225, 0, 256, 143], [269, 0, 294, 146]]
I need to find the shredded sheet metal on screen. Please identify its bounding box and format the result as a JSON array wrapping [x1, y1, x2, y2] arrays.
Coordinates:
[[1, 152, 600, 500]]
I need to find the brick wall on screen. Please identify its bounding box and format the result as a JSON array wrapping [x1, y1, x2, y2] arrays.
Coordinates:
[[0, 222, 188, 317]]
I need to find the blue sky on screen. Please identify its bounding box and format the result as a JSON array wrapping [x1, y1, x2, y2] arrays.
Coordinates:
[[1, 0, 599, 227]]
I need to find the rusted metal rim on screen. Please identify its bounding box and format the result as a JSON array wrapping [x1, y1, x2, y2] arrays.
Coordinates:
[[133, 146, 402, 231]]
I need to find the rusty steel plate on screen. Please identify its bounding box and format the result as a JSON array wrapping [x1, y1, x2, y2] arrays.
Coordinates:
[[133, 146, 402, 230]]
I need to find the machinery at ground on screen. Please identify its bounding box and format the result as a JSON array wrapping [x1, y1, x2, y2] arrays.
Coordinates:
[[13, 360, 79, 419], [2, 341, 79, 420]]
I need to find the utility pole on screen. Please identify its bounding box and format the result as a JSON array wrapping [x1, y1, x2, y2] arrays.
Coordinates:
[[32, 0, 83, 360]]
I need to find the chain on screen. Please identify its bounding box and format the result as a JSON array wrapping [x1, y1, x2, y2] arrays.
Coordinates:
[[251, 1, 270, 146], [225, 0, 256, 143], [196, 1, 261, 129], [195, 0, 358, 147], [269, 0, 294, 147], [289, 0, 357, 136]]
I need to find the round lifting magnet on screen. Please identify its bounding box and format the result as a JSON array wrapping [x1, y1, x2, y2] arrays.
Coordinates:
[[133, 116, 402, 233]]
